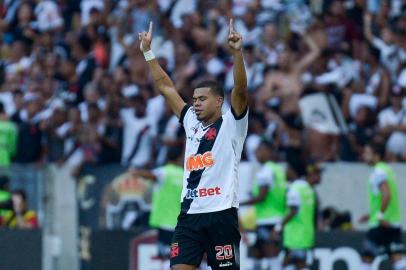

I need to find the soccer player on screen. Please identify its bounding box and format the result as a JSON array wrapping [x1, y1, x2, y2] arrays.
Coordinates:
[[240, 140, 287, 270], [139, 19, 248, 270], [360, 143, 406, 270], [130, 147, 184, 267], [278, 163, 322, 270]]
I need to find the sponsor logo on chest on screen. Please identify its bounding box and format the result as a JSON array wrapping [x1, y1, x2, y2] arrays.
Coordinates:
[[185, 187, 221, 199], [186, 151, 214, 171]]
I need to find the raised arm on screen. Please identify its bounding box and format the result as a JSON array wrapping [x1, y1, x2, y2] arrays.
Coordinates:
[[293, 31, 320, 74], [228, 19, 248, 117], [139, 22, 186, 118], [363, 13, 374, 44]]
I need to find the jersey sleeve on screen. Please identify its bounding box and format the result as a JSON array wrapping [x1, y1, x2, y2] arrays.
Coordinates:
[[256, 165, 274, 187], [179, 105, 198, 134], [370, 168, 387, 193], [225, 107, 249, 140], [287, 186, 300, 207], [371, 37, 387, 51]]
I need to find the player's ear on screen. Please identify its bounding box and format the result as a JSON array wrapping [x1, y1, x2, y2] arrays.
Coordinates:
[[216, 96, 224, 108]]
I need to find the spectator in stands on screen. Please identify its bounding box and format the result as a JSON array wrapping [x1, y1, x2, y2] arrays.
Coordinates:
[[41, 107, 68, 163], [257, 22, 285, 67], [363, 12, 404, 81], [98, 94, 123, 164], [2, 189, 38, 229], [0, 102, 17, 168], [225, 44, 265, 92], [12, 97, 44, 164], [72, 32, 98, 102], [155, 103, 183, 166], [341, 106, 377, 161], [378, 87, 406, 161], [0, 0, 404, 175], [121, 95, 155, 169], [323, 0, 359, 51]]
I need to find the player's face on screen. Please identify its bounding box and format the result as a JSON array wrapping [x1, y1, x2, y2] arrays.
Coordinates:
[[193, 87, 222, 122], [362, 145, 374, 165], [310, 173, 321, 185], [255, 144, 271, 163]]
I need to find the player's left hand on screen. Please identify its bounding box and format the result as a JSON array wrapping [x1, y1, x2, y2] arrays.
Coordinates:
[[228, 18, 243, 51]]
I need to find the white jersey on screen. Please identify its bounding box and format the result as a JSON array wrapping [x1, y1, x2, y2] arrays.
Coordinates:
[[179, 105, 248, 214]]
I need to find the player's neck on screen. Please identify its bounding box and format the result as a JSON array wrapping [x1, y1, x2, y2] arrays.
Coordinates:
[[202, 111, 222, 127]]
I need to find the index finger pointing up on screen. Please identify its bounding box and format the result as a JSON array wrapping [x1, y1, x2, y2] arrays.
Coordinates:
[[229, 18, 234, 33], [148, 21, 153, 34]]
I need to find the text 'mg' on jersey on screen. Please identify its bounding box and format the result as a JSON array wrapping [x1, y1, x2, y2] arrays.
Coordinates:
[[179, 105, 248, 214]]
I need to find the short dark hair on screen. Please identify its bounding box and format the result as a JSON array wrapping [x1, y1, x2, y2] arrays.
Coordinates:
[[0, 175, 9, 189], [258, 137, 274, 150], [167, 146, 183, 161], [0, 101, 4, 114], [366, 142, 386, 159], [194, 80, 224, 98], [368, 45, 381, 63], [12, 189, 27, 202], [78, 32, 93, 53]]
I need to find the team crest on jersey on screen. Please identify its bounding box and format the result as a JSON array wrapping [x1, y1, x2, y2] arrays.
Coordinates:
[[170, 243, 179, 258], [205, 127, 217, 140]]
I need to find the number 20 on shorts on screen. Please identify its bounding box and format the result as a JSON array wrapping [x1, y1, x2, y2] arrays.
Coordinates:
[[215, 245, 233, 260]]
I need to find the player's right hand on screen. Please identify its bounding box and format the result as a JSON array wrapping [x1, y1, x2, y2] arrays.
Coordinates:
[[138, 21, 153, 52]]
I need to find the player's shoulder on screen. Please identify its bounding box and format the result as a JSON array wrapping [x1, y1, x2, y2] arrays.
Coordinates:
[[371, 167, 387, 179], [180, 105, 198, 125], [222, 107, 249, 127]]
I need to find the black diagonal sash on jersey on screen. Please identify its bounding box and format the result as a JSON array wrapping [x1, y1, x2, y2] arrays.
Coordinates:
[[181, 117, 223, 213]]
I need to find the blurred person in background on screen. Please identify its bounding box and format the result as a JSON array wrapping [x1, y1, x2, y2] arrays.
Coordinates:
[[11, 96, 44, 164], [130, 146, 184, 270], [41, 106, 68, 163], [256, 22, 285, 67], [98, 94, 123, 164], [277, 163, 322, 270], [225, 44, 264, 93], [241, 139, 287, 270], [66, 104, 103, 176], [320, 206, 353, 231], [1, 189, 38, 229], [121, 95, 155, 169], [258, 30, 320, 117], [72, 32, 98, 102], [377, 87, 406, 161], [360, 143, 406, 270], [78, 81, 105, 122], [0, 175, 12, 226], [257, 29, 320, 166], [363, 12, 404, 81], [341, 106, 377, 161], [341, 44, 390, 122], [323, 0, 359, 51], [0, 101, 17, 168], [156, 102, 184, 166]]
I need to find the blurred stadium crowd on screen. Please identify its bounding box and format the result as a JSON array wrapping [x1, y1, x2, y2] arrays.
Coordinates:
[[0, 0, 405, 173]]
